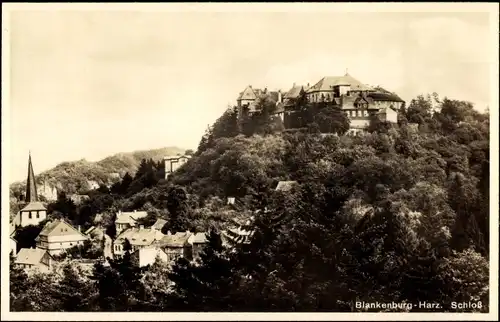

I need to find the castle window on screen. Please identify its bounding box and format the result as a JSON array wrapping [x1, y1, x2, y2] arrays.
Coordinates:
[[36, 212, 40, 219], [364, 110, 369, 117]]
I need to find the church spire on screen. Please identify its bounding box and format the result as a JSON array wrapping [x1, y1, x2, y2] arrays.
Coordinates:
[[25, 152, 38, 203]]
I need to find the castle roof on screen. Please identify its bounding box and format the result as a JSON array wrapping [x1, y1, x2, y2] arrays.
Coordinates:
[[368, 91, 405, 103], [307, 74, 374, 92]]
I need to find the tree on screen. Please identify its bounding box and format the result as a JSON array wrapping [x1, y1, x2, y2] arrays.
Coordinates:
[[166, 229, 238, 311], [163, 185, 191, 233], [313, 106, 350, 135], [51, 263, 98, 311]]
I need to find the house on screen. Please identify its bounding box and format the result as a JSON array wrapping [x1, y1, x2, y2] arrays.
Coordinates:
[[275, 180, 299, 192], [115, 210, 149, 235], [306, 73, 404, 132], [131, 247, 171, 267], [84, 226, 106, 240], [35, 219, 88, 256], [164, 154, 191, 179], [236, 85, 284, 117], [187, 232, 208, 261], [113, 226, 164, 257], [15, 153, 48, 227], [151, 218, 167, 231], [221, 227, 253, 247], [15, 248, 54, 274], [154, 231, 193, 262]]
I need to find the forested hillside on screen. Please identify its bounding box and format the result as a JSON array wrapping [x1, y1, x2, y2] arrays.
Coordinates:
[[9, 146, 186, 197], [10, 93, 491, 312]]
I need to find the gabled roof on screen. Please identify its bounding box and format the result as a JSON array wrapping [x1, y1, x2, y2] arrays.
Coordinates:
[[237, 85, 259, 101], [115, 210, 148, 224], [151, 218, 167, 230], [275, 181, 299, 192], [15, 248, 51, 266], [116, 227, 164, 246], [20, 201, 46, 212], [188, 232, 208, 244], [36, 219, 87, 240], [157, 232, 192, 248], [284, 84, 308, 100], [307, 73, 373, 93]]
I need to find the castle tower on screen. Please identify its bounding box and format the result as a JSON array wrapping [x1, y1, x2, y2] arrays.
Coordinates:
[[18, 152, 47, 227]]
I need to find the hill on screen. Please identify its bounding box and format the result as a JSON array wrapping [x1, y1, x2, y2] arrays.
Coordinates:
[[10, 146, 186, 198]]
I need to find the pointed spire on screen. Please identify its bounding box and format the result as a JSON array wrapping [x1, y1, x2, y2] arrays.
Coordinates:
[[25, 152, 38, 203], [345, 68, 349, 76]]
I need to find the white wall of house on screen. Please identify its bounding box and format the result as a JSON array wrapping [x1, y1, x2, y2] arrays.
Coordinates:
[[37, 238, 86, 255], [11, 238, 17, 256]]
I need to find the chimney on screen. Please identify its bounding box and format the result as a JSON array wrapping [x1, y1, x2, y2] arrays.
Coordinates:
[[78, 225, 81, 232], [307, 83, 310, 87], [139, 225, 144, 230], [167, 231, 172, 236], [278, 90, 282, 103], [134, 210, 136, 212]]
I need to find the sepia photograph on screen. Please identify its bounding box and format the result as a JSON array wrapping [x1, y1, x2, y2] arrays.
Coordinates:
[[1, 2, 498, 321]]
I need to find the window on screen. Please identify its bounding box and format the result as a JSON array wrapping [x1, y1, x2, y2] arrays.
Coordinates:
[[28, 212, 32, 219], [36, 212, 39, 218], [364, 110, 369, 117]]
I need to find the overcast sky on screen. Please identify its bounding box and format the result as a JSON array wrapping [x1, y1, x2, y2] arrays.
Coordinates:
[[5, 4, 497, 183]]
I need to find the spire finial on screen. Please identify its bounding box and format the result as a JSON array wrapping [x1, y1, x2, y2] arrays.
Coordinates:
[[345, 68, 348, 75]]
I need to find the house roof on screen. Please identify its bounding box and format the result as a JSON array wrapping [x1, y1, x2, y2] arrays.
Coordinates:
[[156, 232, 192, 248], [275, 181, 299, 192], [307, 73, 373, 93], [115, 210, 149, 224], [237, 85, 259, 101], [152, 218, 167, 230], [37, 219, 87, 240], [116, 227, 164, 246], [15, 248, 50, 266], [20, 201, 46, 212], [284, 84, 309, 99], [188, 232, 208, 244]]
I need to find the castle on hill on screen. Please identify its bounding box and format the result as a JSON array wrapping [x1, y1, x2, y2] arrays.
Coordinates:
[[236, 72, 405, 134]]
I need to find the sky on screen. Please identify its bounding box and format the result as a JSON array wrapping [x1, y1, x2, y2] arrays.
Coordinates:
[[5, 5, 497, 183]]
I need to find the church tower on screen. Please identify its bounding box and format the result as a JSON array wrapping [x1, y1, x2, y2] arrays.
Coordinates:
[[25, 152, 38, 202], [17, 152, 47, 227]]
